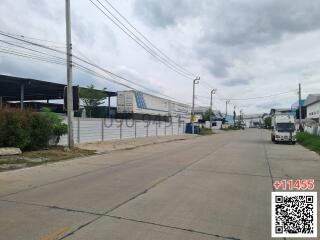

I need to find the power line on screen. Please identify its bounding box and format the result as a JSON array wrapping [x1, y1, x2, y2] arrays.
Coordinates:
[[91, 0, 193, 79], [88, 0, 194, 79], [0, 49, 66, 66], [196, 89, 297, 101], [102, 0, 195, 78], [0, 32, 188, 103], [0, 39, 66, 61], [0, 31, 67, 56], [0, 40, 65, 49], [0, 30, 66, 46], [0, 48, 176, 101]]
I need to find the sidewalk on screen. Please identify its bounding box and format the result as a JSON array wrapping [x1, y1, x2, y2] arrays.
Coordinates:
[[77, 134, 197, 153]]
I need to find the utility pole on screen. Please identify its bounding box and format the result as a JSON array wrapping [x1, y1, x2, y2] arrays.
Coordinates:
[[298, 83, 302, 130], [65, 0, 74, 148], [233, 105, 237, 125], [210, 89, 216, 129], [191, 77, 200, 134], [225, 100, 230, 122]]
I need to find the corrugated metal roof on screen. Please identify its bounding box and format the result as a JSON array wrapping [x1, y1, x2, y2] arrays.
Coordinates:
[[0, 74, 117, 101], [305, 94, 320, 106]]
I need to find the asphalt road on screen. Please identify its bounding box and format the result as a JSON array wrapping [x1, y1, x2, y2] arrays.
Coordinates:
[[0, 129, 319, 240]]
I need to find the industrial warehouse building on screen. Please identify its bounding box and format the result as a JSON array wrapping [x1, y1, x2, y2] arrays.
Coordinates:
[[0, 74, 189, 145]]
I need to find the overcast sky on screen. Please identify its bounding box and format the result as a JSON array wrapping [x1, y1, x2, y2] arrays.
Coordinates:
[[1, 0, 320, 114]]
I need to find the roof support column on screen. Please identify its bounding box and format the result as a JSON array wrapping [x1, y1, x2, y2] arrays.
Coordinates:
[[20, 83, 24, 110]]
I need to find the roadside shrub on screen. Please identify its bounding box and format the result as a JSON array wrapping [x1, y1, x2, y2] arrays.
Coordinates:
[[0, 111, 31, 149], [199, 127, 213, 135], [222, 125, 240, 131], [29, 113, 53, 150], [0, 109, 66, 151], [41, 107, 67, 144], [297, 132, 320, 153]]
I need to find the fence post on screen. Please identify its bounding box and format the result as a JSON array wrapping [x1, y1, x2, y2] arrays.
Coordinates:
[[101, 119, 104, 141], [172, 122, 173, 135], [77, 117, 80, 144], [120, 120, 122, 139], [147, 121, 149, 137], [156, 121, 158, 136], [135, 120, 137, 138], [165, 123, 167, 136]]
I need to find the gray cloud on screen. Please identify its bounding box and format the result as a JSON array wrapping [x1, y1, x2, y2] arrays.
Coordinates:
[[256, 101, 282, 110], [72, 13, 97, 46], [0, 56, 65, 83], [114, 66, 166, 94], [222, 79, 251, 87], [198, 0, 320, 78], [202, 0, 320, 48], [134, 0, 201, 28], [135, 0, 320, 79], [28, 0, 64, 22], [135, 0, 320, 46]]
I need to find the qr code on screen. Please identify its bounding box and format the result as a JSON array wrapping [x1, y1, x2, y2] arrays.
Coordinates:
[[272, 192, 317, 238]]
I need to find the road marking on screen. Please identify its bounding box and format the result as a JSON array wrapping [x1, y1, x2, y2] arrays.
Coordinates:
[[40, 226, 69, 240]]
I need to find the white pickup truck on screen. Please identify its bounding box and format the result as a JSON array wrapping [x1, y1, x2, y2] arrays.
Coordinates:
[[271, 114, 296, 144]]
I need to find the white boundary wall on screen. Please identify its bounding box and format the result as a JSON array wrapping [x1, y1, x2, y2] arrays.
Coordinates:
[[304, 125, 320, 136], [58, 117, 186, 145]]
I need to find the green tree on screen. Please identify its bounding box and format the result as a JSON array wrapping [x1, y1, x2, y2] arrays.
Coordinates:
[[264, 116, 272, 128], [41, 107, 68, 144], [79, 85, 108, 117]]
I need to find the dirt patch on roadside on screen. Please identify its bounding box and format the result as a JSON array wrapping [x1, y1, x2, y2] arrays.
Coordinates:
[[0, 147, 95, 172]]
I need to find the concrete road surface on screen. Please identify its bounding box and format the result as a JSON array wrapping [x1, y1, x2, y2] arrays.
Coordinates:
[[0, 129, 319, 240]]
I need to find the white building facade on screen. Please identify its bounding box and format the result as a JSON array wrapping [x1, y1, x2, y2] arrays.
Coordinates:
[[242, 114, 263, 128], [305, 94, 320, 123]]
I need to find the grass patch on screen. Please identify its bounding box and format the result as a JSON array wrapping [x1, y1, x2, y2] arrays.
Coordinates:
[[297, 132, 320, 154], [0, 146, 96, 172], [199, 127, 214, 135], [222, 125, 241, 131]]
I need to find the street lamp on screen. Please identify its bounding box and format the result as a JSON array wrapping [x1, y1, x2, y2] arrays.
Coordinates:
[[210, 89, 217, 129], [192, 77, 200, 134]]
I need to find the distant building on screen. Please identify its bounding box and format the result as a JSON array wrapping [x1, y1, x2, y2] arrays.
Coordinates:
[[224, 114, 235, 124], [291, 100, 306, 119], [193, 106, 209, 122], [212, 110, 224, 121], [242, 114, 263, 128], [194, 106, 225, 123], [305, 94, 320, 123]]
